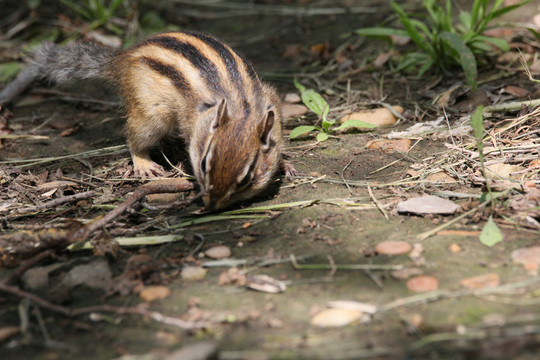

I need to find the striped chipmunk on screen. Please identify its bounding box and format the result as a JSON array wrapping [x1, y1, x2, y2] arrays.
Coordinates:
[[0, 32, 288, 210]]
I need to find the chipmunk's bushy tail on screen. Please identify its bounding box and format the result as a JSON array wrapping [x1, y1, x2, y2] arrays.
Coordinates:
[[0, 42, 119, 105]]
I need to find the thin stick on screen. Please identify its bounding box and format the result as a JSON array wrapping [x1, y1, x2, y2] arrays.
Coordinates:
[[339, 160, 354, 195], [368, 185, 389, 220], [17, 191, 95, 214]]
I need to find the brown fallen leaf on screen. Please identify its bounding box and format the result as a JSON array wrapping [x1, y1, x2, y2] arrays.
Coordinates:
[[448, 243, 462, 253], [366, 139, 411, 153], [284, 93, 301, 103], [205, 245, 231, 259], [38, 180, 78, 189], [60, 125, 81, 137], [485, 163, 524, 180], [246, 274, 286, 293], [282, 44, 302, 59], [511, 246, 540, 274], [375, 240, 412, 255], [139, 285, 171, 302], [282, 103, 308, 119], [218, 268, 246, 286], [407, 275, 438, 293], [340, 106, 403, 126], [460, 273, 500, 290], [181, 266, 208, 281], [396, 195, 459, 215], [504, 85, 529, 98], [425, 171, 455, 183], [310, 308, 363, 328]]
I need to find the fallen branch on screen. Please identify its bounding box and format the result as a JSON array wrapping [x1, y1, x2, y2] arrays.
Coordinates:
[[0, 281, 208, 330], [0, 179, 194, 267]]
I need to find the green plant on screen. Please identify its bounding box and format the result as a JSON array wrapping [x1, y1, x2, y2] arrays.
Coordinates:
[[355, 0, 532, 87], [471, 106, 503, 247], [59, 0, 125, 32], [290, 79, 377, 142]]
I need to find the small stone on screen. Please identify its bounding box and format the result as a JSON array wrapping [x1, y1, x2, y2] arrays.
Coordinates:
[[311, 308, 363, 328], [284, 93, 301, 103]]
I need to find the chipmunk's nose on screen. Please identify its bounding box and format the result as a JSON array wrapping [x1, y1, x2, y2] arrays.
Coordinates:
[[203, 193, 229, 210]]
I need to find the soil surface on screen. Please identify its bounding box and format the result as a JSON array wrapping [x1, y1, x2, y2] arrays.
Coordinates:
[[1, 1, 540, 359]]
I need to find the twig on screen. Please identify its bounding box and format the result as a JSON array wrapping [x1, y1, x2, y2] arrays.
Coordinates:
[[483, 99, 540, 113], [16, 191, 95, 214], [339, 160, 354, 195], [290, 254, 404, 271], [367, 185, 389, 220], [0, 282, 209, 330]]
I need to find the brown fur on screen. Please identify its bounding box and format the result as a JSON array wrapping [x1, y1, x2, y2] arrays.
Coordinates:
[[0, 31, 283, 210]]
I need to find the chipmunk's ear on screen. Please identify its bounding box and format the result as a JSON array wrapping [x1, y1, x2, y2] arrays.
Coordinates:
[[211, 99, 228, 131], [260, 110, 275, 151]]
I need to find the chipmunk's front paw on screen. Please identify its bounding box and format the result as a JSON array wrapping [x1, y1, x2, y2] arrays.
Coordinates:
[[132, 155, 165, 179], [281, 160, 298, 177]]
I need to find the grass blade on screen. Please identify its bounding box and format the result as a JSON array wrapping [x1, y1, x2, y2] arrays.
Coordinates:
[[440, 31, 477, 87]]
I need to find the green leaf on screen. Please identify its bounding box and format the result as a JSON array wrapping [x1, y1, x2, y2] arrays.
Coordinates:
[[479, 216, 503, 247], [490, 0, 532, 20], [293, 77, 306, 93], [300, 89, 329, 121], [479, 191, 502, 203], [334, 119, 378, 131], [439, 31, 477, 87], [472, 35, 510, 52], [391, 1, 433, 56], [471, 105, 484, 142], [322, 118, 335, 133], [354, 27, 409, 38], [289, 125, 317, 139], [316, 132, 329, 142], [459, 11, 471, 31]]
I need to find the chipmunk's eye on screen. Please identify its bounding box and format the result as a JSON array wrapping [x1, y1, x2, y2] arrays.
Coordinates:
[[200, 154, 207, 174]]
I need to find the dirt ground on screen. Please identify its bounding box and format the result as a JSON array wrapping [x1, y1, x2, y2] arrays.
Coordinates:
[[2, 1, 540, 359]]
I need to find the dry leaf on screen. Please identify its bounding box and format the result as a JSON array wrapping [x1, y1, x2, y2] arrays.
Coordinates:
[[448, 243, 462, 253], [282, 103, 308, 119], [326, 300, 377, 314], [397, 195, 459, 215], [366, 139, 411, 153], [139, 285, 171, 302], [181, 266, 207, 281], [246, 274, 286, 293], [218, 268, 246, 286], [485, 163, 524, 180], [406, 276, 439, 292], [284, 93, 301, 103], [38, 180, 78, 189], [205, 245, 231, 259], [340, 106, 403, 126], [460, 273, 500, 289], [504, 85, 529, 98], [282, 44, 302, 59], [311, 308, 363, 328], [425, 171, 455, 183], [375, 240, 412, 255], [511, 246, 540, 274]]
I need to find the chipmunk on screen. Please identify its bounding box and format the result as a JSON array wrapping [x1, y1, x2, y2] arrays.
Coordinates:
[[0, 32, 285, 210]]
